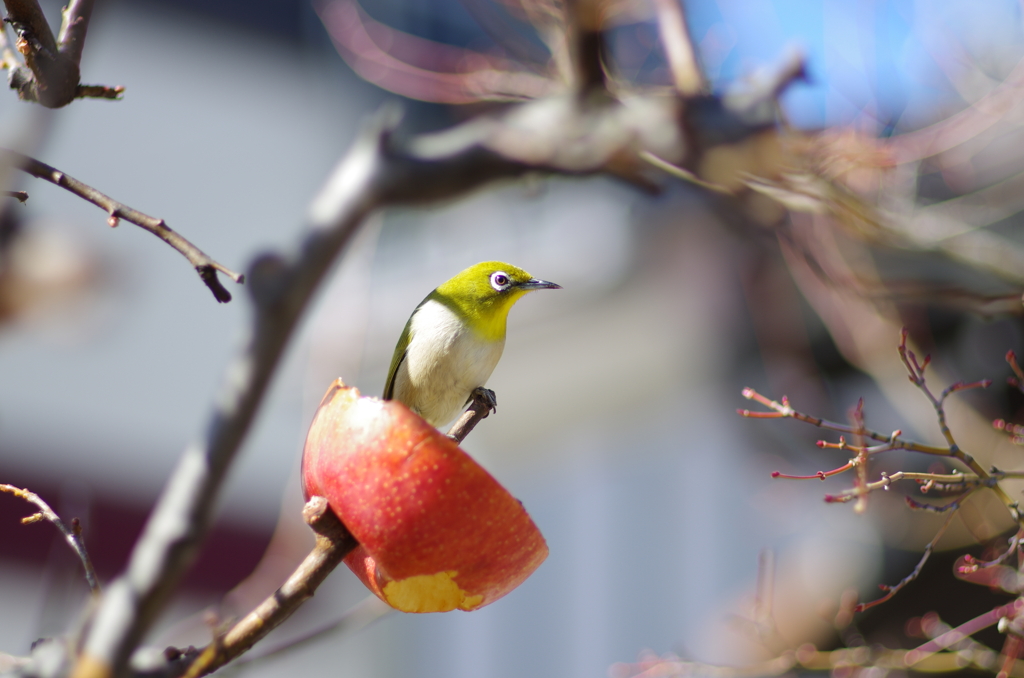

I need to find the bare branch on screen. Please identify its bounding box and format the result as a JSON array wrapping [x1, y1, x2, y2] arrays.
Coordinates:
[[229, 595, 391, 670], [1, 148, 243, 302], [895, 329, 1021, 522], [817, 469, 1022, 506], [649, 0, 704, 95], [1, 0, 118, 107], [771, 459, 856, 480], [849, 398, 869, 514], [446, 387, 497, 443], [1007, 350, 1024, 391], [740, 387, 950, 456], [741, 374, 1017, 524], [638, 150, 732, 193], [887, 55, 1024, 164], [73, 83, 122, 100], [56, 0, 92, 67], [182, 497, 358, 678], [958, 531, 1023, 574], [317, 0, 556, 104], [0, 483, 100, 595], [3, 0, 57, 62], [853, 499, 963, 611], [742, 378, 1024, 527], [740, 329, 1024, 615]]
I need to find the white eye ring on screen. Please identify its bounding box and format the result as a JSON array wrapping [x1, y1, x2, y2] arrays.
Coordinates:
[[490, 271, 511, 291]]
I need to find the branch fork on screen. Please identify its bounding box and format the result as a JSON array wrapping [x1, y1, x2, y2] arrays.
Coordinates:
[[1, 0, 122, 107]]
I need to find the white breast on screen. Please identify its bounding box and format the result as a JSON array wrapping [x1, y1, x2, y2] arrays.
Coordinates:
[[391, 299, 505, 427]]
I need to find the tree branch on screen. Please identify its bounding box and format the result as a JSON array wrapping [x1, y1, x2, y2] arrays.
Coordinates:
[[181, 497, 357, 678], [855, 497, 964, 612], [894, 328, 1021, 524], [1, 0, 121, 107], [446, 387, 496, 443], [56, 0, 92, 67], [0, 483, 100, 595], [1, 148, 243, 302], [649, 0, 705, 95], [246, 598, 393, 672], [562, 0, 608, 93]]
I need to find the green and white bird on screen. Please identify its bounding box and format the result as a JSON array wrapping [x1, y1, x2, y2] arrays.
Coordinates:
[[383, 261, 561, 428]]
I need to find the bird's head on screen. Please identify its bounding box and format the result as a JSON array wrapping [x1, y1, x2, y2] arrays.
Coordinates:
[[433, 261, 561, 341]]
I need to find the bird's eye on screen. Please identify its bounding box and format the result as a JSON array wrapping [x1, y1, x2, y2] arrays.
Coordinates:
[[490, 272, 510, 291]]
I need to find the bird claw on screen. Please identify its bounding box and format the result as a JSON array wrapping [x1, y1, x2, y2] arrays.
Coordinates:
[[469, 387, 497, 416]]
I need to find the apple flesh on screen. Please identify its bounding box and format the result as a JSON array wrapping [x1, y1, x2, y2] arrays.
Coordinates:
[[301, 379, 548, 613]]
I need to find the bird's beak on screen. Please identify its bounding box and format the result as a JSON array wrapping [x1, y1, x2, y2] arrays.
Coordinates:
[[518, 278, 562, 291]]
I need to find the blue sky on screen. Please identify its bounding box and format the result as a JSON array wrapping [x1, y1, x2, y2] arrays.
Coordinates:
[[684, 0, 1024, 129]]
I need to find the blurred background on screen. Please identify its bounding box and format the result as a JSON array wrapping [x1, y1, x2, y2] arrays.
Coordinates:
[[2, 0, 1024, 676]]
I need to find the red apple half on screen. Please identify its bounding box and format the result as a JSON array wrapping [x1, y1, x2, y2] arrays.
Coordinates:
[[301, 379, 548, 613]]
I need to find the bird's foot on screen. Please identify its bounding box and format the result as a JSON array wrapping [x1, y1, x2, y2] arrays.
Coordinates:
[[469, 387, 498, 416]]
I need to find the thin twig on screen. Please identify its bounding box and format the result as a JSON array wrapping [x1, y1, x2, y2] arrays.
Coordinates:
[[73, 83, 123, 100], [5, 189, 26, 202], [895, 328, 1020, 523], [446, 387, 497, 443], [772, 460, 856, 480], [638, 150, 732, 194], [850, 398, 869, 514], [318, 1, 555, 104], [182, 497, 358, 678], [856, 499, 965, 612], [741, 328, 1024, 614], [817, 469, 1014, 504], [0, 148, 243, 302], [0, 483, 100, 594], [740, 387, 950, 456], [741, 377, 1019, 522], [887, 55, 1024, 164], [905, 494, 968, 513], [1006, 350, 1024, 392]]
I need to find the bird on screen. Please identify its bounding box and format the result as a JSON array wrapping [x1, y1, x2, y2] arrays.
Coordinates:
[[383, 261, 561, 428]]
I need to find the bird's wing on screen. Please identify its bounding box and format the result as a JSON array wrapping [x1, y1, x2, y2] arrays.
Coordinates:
[[383, 313, 415, 400]]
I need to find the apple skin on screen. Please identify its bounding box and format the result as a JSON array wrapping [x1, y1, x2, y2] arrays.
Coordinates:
[[301, 379, 548, 612]]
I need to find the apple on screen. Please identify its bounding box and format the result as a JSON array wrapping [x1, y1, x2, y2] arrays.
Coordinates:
[[301, 379, 548, 613]]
